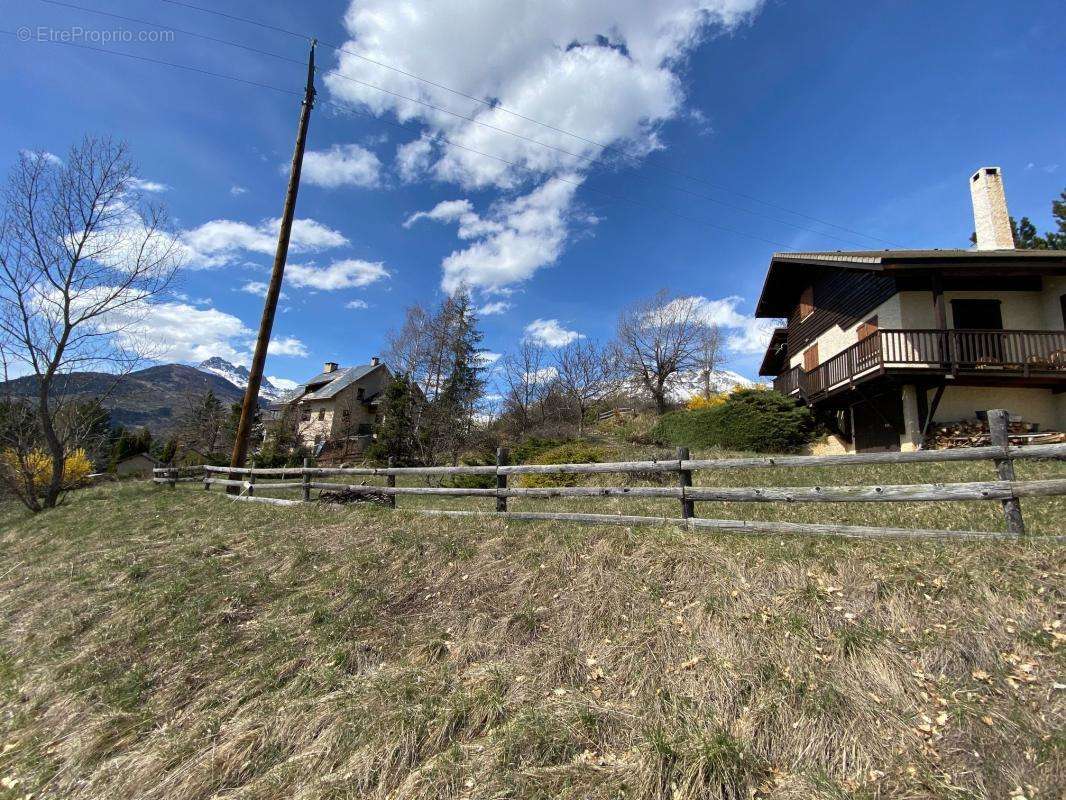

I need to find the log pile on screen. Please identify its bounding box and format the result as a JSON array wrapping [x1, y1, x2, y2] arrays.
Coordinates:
[[926, 418, 1063, 449]]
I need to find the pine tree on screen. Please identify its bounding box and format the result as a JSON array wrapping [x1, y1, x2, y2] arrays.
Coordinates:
[[436, 290, 486, 464], [372, 374, 418, 465]]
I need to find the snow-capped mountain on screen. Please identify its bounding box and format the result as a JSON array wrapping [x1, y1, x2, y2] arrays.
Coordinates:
[[198, 357, 286, 402], [666, 369, 758, 402]]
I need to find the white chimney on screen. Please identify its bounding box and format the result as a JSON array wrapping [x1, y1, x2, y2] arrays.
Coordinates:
[[323, 361, 338, 374], [370, 356, 380, 366], [970, 167, 1014, 250]]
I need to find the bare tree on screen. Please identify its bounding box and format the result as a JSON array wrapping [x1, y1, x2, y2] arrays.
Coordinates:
[[696, 323, 723, 399], [614, 291, 713, 414], [0, 137, 180, 510], [554, 339, 619, 435], [499, 340, 552, 436]]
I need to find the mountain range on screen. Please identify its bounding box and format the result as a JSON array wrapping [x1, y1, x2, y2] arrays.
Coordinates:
[[197, 357, 287, 402]]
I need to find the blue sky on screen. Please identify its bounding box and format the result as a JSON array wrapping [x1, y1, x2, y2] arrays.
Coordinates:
[[3, 0, 1064, 388]]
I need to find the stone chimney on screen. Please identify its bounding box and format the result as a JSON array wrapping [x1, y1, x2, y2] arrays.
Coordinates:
[[370, 356, 380, 366], [323, 361, 338, 374], [970, 167, 1014, 250]]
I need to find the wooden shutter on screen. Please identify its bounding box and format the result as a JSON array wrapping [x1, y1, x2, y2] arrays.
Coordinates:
[[798, 285, 814, 320], [803, 343, 819, 372], [857, 315, 878, 340]]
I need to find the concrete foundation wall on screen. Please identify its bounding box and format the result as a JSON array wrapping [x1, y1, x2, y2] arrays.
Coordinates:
[[929, 385, 1061, 431]]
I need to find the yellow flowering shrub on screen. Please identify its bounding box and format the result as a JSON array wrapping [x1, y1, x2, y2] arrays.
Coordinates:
[[0, 448, 92, 492], [686, 393, 727, 411]]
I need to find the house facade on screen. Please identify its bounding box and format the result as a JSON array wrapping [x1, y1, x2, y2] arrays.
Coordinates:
[[284, 358, 392, 451], [757, 167, 1066, 452]]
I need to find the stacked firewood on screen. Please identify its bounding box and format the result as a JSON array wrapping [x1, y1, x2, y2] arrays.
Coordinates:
[[318, 486, 391, 505], [925, 418, 1061, 449]]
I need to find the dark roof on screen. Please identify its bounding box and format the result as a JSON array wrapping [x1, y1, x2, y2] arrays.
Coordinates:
[[758, 328, 789, 377], [286, 362, 388, 402], [118, 452, 161, 465], [755, 248, 1066, 318]]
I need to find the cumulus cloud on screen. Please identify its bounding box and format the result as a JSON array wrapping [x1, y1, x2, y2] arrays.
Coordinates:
[[327, 0, 764, 289], [20, 149, 62, 165], [178, 217, 350, 269], [345, 299, 369, 309], [300, 143, 382, 188], [128, 177, 169, 193], [268, 336, 309, 357], [287, 259, 390, 291], [478, 300, 512, 316], [409, 178, 584, 292], [687, 295, 780, 355], [523, 318, 583, 347], [230, 185, 248, 196], [109, 301, 253, 364]]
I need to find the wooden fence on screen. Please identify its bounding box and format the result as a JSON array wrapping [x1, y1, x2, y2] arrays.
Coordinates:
[[152, 409, 1066, 541]]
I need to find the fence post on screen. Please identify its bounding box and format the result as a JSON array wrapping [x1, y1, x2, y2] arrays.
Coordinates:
[[988, 408, 1025, 535], [302, 457, 311, 503], [247, 470, 255, 498], [387, 456, 397, 509], [168, 467, 177, 490], [496, 447, 509, 513], [677, 446, 694, 519], [202, 466, 209, 491]]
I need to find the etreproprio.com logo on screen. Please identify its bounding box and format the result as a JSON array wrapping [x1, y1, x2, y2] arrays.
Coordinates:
[[17, 26, 176, 44]]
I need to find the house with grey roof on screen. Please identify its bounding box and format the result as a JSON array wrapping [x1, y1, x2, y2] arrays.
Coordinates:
[[283, 358, 392, 451], [756, 167, 1066, 453]]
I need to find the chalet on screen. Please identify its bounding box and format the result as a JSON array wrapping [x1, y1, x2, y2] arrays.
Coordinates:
[[114, 452, 161, 478], [283, 358, 392, 451], [757, 167, 1066, 452]]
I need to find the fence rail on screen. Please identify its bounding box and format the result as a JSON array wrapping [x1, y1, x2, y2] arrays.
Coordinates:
[[151, 410, 1066, 540]]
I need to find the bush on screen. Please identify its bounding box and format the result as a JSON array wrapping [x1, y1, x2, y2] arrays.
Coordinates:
[[651, 388, 814, 453], [0, 447, 93, 493], [515, 442, 607, 488], [685, 393, 726, 411], [446, 455, 496, 489]]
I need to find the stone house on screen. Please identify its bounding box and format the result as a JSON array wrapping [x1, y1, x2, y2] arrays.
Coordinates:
[[284, 359, 392, 452], [756, 167, 1066, 452], [114, 452, 161, 478]]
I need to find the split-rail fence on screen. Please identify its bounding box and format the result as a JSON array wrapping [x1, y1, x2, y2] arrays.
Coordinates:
[[152, 409, 1066, 541]]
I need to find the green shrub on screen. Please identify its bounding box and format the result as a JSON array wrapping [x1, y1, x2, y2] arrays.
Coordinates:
[[651, 388, 814, 453], [446, 455, 496, 489], [511, 437, 565, 465], [515, 442, 607, 487]]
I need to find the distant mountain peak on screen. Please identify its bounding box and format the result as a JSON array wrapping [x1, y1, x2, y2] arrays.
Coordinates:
[[198, 357, 283, 402]]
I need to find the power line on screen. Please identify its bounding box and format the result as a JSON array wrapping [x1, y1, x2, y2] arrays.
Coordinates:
[[3, 28, 798, 249], [35, 0, 878, 249], [151, 0, 902, 248]]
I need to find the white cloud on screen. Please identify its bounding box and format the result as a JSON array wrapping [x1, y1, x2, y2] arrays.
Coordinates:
[[300, 143, 382, 188], [128, 177, 169, 193], [179, 217, 350, 269], [395, 136, 434, 182], [345, 299, 369, 309], [478, 300, 512, 316], [238, 281, 287, 300], [409, 178, 584, 292], [686, 295, 780, 355], [230, 185, 248, 196], [111, 301, 253, 364], [287, 259, 390, 291], [268, 376, 299, 391], [20, 149, 62, 165], [523, 318, 583, 347], [477, 351, 502, 365], [327, 0, 765, 288], [268, 336, 309, 357]]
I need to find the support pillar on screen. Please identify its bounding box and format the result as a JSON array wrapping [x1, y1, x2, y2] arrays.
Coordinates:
[[900, 384, 922, 452]]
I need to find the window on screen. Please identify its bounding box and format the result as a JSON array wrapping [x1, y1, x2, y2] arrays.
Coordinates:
[[803, 343, 819, 372], [951, 299, 1003, 330], [857, 315, 878, 340], [798, 285, 814, 320], [357, 423, 372, 436], [341, 409, 350, 421], [357, 387, 365, 400], [300, 410, 310, 422], [317, 409, 325, 421]]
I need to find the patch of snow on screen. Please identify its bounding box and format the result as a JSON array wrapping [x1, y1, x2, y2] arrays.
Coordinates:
[[198, 357, 285, 402]]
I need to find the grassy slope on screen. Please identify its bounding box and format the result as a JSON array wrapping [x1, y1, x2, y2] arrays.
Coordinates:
[[0, 483, 1063, 799]]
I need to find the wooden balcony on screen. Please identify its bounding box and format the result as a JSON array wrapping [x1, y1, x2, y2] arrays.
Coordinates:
[[773, 329, 1066, 402]]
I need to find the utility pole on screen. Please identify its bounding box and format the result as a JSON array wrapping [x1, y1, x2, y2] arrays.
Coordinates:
[[228, 39, 316, 485]]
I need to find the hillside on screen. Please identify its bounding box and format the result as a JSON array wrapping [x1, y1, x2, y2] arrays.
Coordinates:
[[0, 364, 246, 435], [0, 483, 1062, 799]]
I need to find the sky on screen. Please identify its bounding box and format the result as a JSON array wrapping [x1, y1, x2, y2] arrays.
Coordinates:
[[2, 0, 1064, 389]]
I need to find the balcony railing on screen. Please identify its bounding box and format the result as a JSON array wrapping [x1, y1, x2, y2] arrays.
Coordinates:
[[773, 329, 1066, 400]]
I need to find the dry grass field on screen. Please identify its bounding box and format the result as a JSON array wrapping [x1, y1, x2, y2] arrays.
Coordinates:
[[0, 477, 1063, 799]]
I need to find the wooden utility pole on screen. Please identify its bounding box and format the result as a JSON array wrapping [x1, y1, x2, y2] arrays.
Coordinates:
[[228, 39, 316, 483]]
